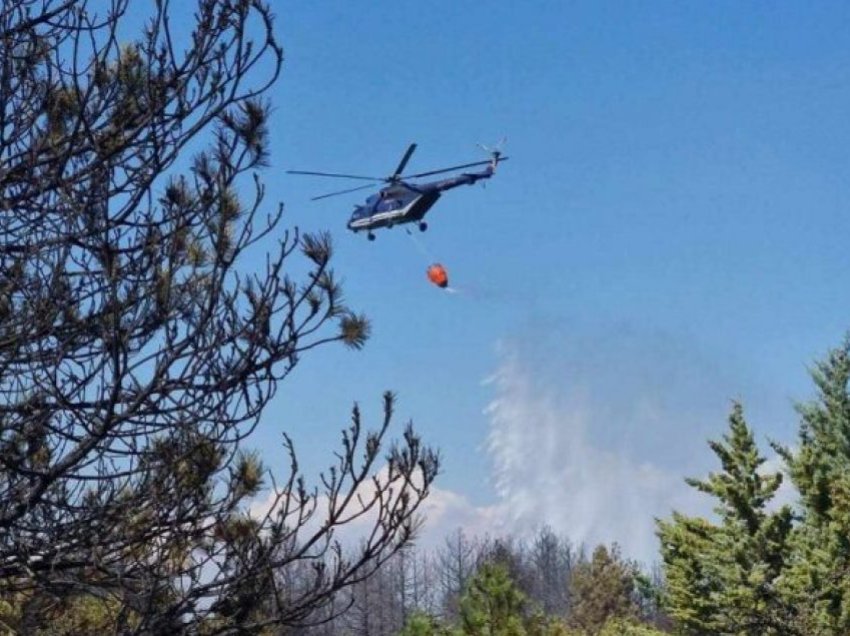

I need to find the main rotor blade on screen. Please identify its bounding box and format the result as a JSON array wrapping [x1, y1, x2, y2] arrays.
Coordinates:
[[404, 156, 509, 179], [287, 170, 383, 182], [311, 183, 376, 201], [391, 143, 417, 179]]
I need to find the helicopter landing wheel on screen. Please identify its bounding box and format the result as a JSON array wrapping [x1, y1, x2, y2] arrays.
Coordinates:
[[419, 222, 428, 232], [367, 232, 376, 241]]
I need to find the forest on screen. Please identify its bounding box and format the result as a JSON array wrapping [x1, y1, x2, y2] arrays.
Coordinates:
[[2, 1, 850, 634]]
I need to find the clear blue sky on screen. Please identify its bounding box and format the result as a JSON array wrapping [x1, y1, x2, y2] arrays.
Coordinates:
[[189, 1, 850, 554]]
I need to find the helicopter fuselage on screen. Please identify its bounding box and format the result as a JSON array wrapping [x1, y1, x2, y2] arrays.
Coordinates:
[[346, 165, 495, 234], [288, 141, 507, 239]]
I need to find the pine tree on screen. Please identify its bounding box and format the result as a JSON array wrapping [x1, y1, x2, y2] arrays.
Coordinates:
[[567, 545, 641, 635], [778, 341, 850, 633], [458, 562, 528, 636], [657, 403, 796, 635], [0, 1, 439, 631], [397, 611, 455, 636]]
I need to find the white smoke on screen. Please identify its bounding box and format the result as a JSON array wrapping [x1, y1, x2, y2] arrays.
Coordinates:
[[481, 344, 706, 564], [470, 323, 789, 565]]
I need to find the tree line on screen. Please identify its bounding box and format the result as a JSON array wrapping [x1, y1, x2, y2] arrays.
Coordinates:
[[290, 528, 668, 636]]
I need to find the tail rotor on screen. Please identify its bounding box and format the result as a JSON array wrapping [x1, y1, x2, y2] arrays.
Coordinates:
[[477, 136, 507, 170]]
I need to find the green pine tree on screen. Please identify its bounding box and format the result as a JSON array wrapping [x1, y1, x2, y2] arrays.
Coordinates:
[[657, 403, 795, 635], [459, 562, 528, 636], [398, 611, 456, 636], [777, 341, 850, 633]]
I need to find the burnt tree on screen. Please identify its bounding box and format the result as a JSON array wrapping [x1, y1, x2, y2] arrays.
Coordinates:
[[0, 1, 438, 633]]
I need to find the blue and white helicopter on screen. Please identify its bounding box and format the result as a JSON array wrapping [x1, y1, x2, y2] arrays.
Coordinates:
[[287, 142, 508, 240]]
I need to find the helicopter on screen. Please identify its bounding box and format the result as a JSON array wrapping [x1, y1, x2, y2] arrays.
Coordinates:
[[287, 142, 508, 240]]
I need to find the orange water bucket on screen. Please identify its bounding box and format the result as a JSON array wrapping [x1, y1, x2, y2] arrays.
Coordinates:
[[426, 263, 449, 288]]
